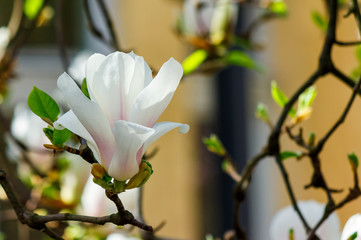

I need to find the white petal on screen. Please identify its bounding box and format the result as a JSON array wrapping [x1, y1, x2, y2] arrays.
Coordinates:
[[108, 120, 154, 181], [130, 58, 183, 127], [269, 200, 341, 240], [341, 213, 361, 240], [54, 110, 100, 162], [57, 72, 115, 170], [0, 27, 10, 61], [142, 121, 189, 155], [91, 52, 135, 125], [85, 53, 106, 100]]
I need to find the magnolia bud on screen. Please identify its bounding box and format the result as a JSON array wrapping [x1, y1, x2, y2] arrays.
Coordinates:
[[125, 161, 153, 190], [91, 163, 106, 179]]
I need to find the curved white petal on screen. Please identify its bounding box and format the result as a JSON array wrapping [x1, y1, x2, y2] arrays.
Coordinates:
[[142, 121, 189, 155], [86, 53, 106, 100], [130, 58, 183, 127], [91, 52, 135, 126], [0, 27, 10, 61], [269, 200, 341, 240], [108, 120, 154, 181], [341, 213, 361, 240], [57, 73, 115, 169], [54, 110, 100, 162]]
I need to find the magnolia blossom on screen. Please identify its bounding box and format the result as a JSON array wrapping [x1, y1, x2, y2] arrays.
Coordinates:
[[0, 27, 10, 61], [55, 52, 189, 181], [341, 213, 361, 240], [182, 0, 237, 45], [269, 200, 341, 240]]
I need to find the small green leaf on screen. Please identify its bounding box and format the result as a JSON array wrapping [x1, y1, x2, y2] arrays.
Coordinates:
[[311, 11, 327, 32], [255, 103, 269, 122], [81, 78, 90, 99], [348, 152, 359, 169], [271, 81, 288, 107], [42, 184, 59, 199], [203, 134, 226, 156], [226, 50, 256, 69], [298, 86, 317, 111], [269, 0, 288, 17], [43, 127, 54, 142], [28, 86, 60, 122], [53, 128, 71, 146], [347, 232, 357, 240], [182, 49, 208, 75], [281, 151, 301, 160], [271, 81, 296, 117], [24, 0, 44, 20]]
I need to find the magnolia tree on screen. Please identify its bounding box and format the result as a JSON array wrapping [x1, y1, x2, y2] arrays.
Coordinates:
[[1, 0, 361, 240]]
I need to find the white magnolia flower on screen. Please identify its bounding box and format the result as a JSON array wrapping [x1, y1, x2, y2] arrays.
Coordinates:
[[0, 27, 10, 61], [182, 0, 237, 44], [55, 51, 189, 181], [341, 213, 361, 240], [269, 200, 341, 240]]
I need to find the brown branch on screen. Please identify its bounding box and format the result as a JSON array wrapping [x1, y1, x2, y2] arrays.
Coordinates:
[[0, 167, 153, 239]]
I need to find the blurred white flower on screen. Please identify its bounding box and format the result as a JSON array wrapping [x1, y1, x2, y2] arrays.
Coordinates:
[[269, 200, 341, 240], [182, 0, 237, 45], [107, 232, 140, 240], [55, 51, 189, 181], [0, 26, 10, 61], [81, 175, 139, 217], [341, 213, 361, 240]]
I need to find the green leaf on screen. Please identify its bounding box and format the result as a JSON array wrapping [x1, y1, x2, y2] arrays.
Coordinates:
[[356, 45, 361, 63], [53, 128, 71, 146], [255, 103, 269, 122], [271, 81, 288, 107], [81, 78, 90, 99], [43, 127, 54, 142], [311, 11, 327, 32], [298, 86, 317, 111], [203, 134, 226, 156], [347, 232, 357, 240], [271, 81, 296, 117], [348, 152, 359, 169], [281, 151, 301, 160], [28, 86, 60, 122], [182, 49, 208, 75], [24, 0, 44, 20], [42, 184, 59, 199], [269, 0, 288, 17], [226, 50, 256, 70]]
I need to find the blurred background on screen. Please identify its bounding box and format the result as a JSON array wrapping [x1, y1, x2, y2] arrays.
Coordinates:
[[0, 0, 361, 239]]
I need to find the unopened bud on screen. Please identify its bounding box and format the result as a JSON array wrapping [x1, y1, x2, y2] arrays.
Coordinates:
[[203, 134, 226, 156], [125, 161, 153, 190], [91, 163, 106, 179], [307, 132, 316, 147]]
